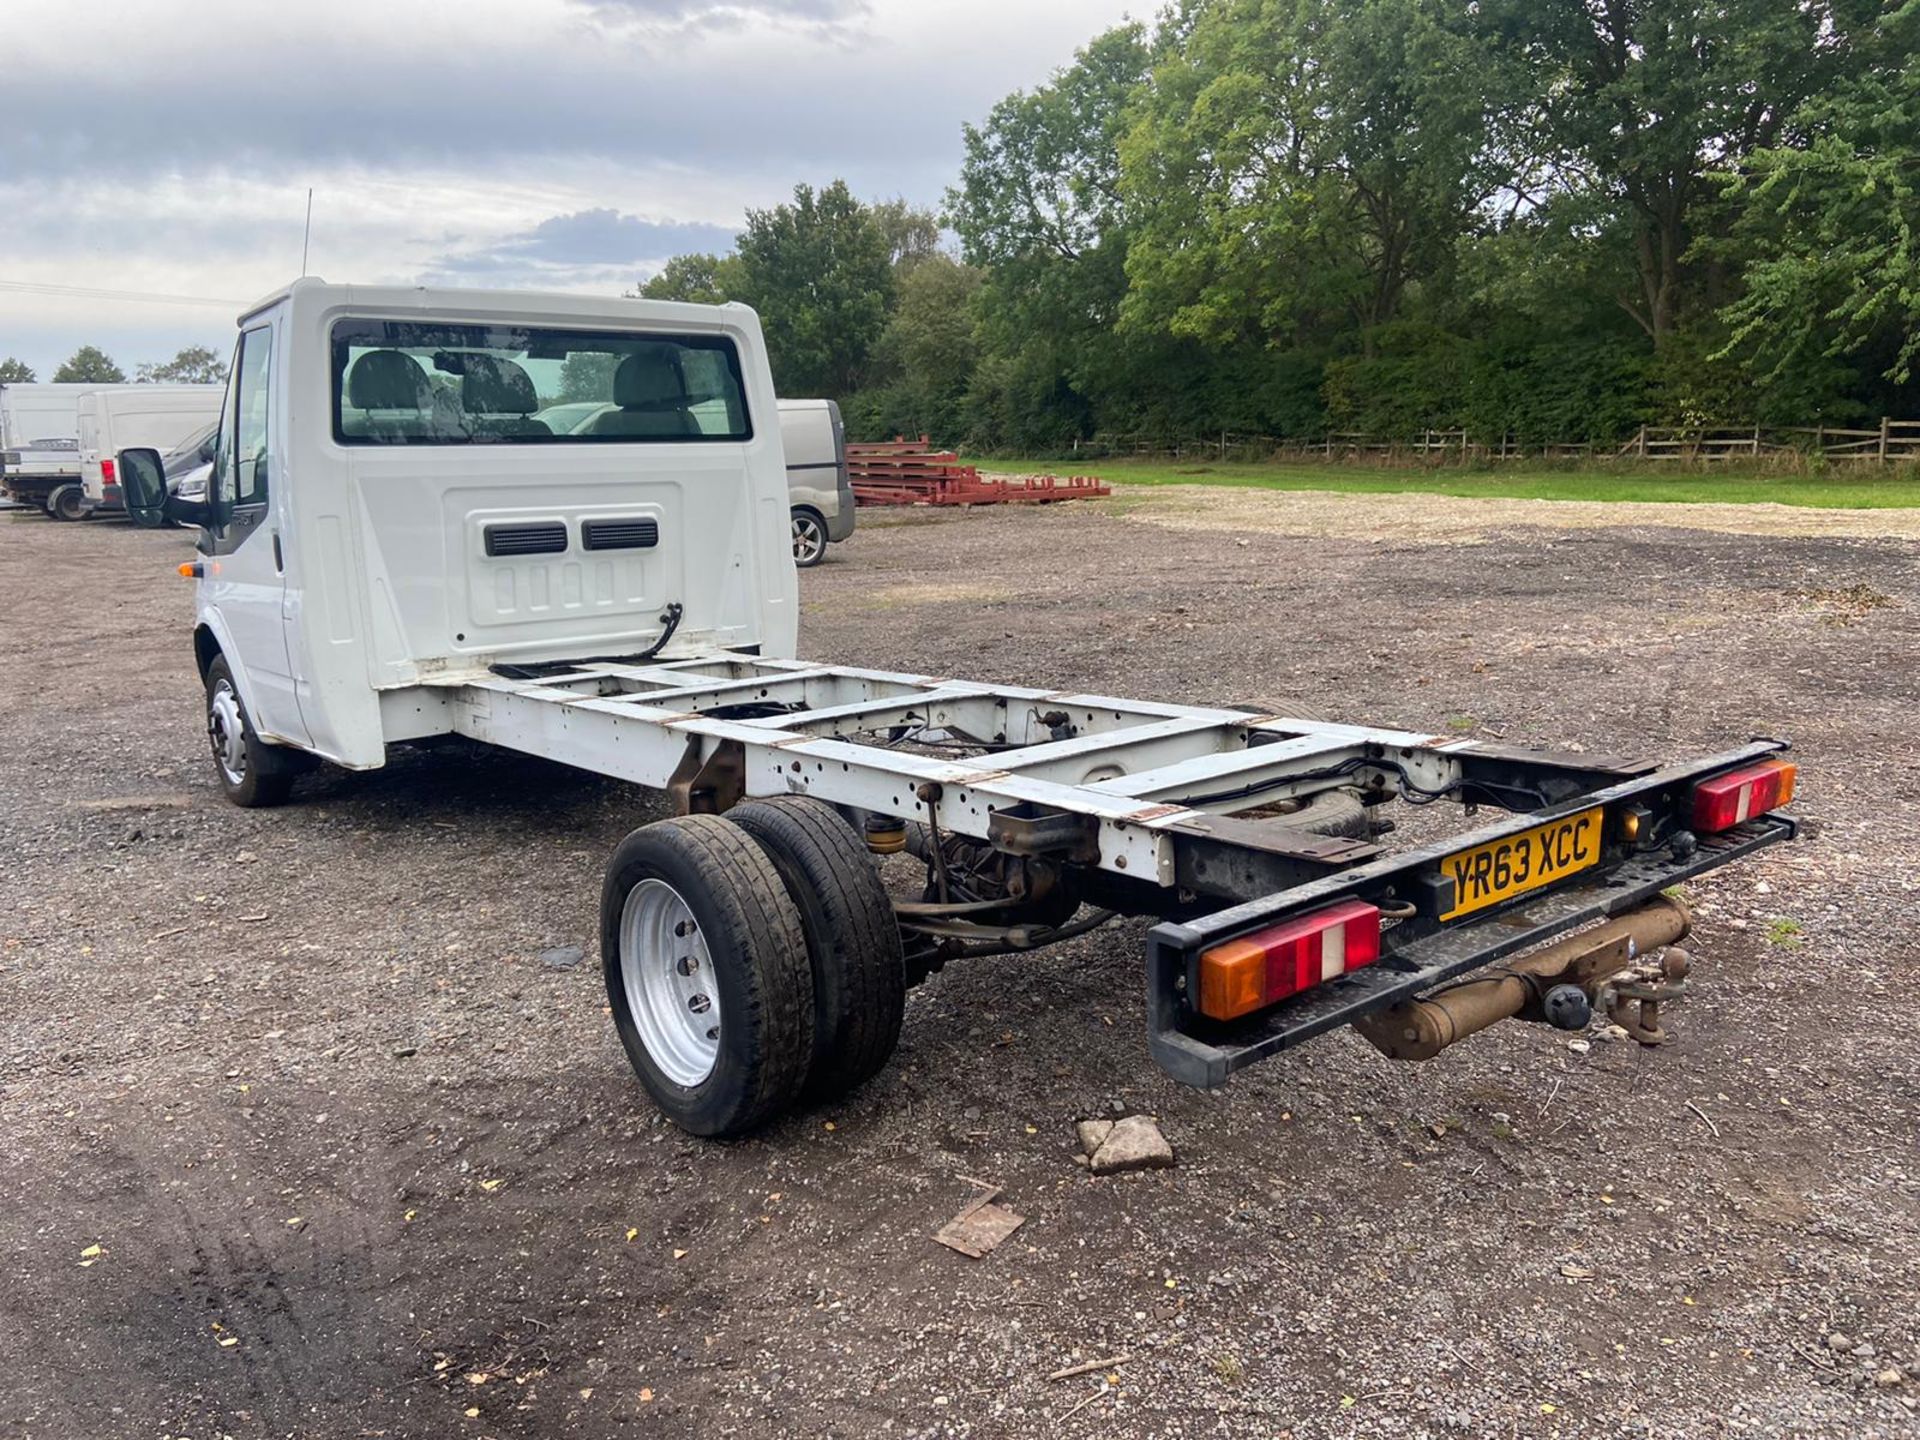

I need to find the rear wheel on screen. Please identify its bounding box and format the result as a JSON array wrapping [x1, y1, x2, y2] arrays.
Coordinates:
[[791, 508, 828, 567], [204, 655, 296, 807], [47, 484, 88, 522], [731, 796, 906, 1100], [601, 816, 814, 1136]]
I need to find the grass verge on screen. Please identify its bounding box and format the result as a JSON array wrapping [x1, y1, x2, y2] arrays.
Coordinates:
[[965, 457, 1920, 509]]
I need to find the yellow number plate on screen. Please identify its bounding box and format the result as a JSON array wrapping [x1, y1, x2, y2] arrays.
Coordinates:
[[1439, 808, 1605, 921]]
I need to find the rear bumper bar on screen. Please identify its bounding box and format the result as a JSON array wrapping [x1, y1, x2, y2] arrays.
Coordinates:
[[1145, 742, 1797, 1088]]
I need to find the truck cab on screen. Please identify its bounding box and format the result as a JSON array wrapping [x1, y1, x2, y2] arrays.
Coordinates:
[[124, 279, 796, 779]]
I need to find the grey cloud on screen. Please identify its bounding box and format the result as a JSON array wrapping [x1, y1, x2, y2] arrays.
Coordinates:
[[571, 0, 868, 32], [0, 34, 945, 195], [441, 209, 738, 269]]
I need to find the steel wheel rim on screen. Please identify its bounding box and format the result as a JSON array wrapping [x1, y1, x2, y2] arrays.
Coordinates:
[[791, 514, 824, 564], [620, 878, 720, 1087], [208, 681, 247, 786]]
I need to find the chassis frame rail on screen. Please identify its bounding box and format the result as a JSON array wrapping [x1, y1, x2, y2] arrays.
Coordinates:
[[443, 651, 1650, 902]]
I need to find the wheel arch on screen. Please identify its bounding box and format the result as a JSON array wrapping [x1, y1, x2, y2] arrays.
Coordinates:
[[193, 623, 222, 683]]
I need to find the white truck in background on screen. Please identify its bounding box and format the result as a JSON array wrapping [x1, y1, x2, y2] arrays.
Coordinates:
[[0, 382, 94, 518], [109, 279, 1798, 1139], [76, 386, 225, 514], [777, 398, 855, 566]]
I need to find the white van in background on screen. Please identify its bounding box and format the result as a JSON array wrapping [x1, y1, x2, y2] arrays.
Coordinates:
[[77, 386, 225, 513], [777, 398, 855, 566], [0, 382, 95, 517]]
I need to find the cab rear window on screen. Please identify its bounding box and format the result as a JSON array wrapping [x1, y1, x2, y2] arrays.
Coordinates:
[[329, 319, 752, 445]]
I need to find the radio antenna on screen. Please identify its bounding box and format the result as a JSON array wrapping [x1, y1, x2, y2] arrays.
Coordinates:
[[301, 189, 314, 276]]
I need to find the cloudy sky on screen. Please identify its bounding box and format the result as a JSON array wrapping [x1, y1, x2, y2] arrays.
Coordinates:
[[1, 0, 1138, 379]]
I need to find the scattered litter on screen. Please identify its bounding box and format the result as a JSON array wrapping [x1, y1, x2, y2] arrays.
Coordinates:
[[540, 945, 585, 970], [934, 1182, 1025, 1259], [1048, 1354, 1130, 1383], [1559, 1263, 1595, 1280], [479, 1179, 505, 1193]]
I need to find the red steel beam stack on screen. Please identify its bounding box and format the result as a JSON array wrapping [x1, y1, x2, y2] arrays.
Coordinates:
[[846, 436, 1111, 507]]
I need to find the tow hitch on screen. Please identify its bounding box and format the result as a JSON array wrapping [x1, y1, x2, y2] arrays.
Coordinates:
[[1353, 895, 1694, 1061]]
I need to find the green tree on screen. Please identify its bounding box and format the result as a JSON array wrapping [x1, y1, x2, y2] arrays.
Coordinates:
[[638, 252, 742, 303], [136, 344, 228, 384], [1490, 0, 1877, 345], [1716, 2, 1920, 396], [0, 357, 34, 383], [851, 255, 985, 440], [869, 199, 944, 268], [52, 345, 125, 383], [732, 180, 893, 397], [1121, 0, 1514, 352], [949, 25, 1157, 446]]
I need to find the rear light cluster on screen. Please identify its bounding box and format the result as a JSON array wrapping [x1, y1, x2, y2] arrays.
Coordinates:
[[1690, 758, 1797, 833], [99, 457, 117, 483], [1196, 899, 1381, 1022]]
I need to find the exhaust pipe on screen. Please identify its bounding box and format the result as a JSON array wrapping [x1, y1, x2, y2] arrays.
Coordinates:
[[1353, 895, 1692, 1061]]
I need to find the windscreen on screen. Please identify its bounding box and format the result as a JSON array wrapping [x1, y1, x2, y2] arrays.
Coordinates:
[[329, 319, 752, 446]]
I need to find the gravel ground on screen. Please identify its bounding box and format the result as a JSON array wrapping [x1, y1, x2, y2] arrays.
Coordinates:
[[2, 487, 1916, 1440]]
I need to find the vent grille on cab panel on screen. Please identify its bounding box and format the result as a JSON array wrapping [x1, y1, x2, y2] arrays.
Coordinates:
[[484, 522, 568, 557], [581, 518, 660, 551]]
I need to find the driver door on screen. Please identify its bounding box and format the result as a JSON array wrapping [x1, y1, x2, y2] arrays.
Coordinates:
[[203, 321, 310, 746]]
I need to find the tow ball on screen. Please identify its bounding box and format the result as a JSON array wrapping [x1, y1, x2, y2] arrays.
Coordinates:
[[1599, 945, 1692, 1045], [1354, 895, 1695, 1061]]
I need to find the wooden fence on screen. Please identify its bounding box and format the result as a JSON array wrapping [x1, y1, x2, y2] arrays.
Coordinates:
[[1065, 420, 1920, 465]]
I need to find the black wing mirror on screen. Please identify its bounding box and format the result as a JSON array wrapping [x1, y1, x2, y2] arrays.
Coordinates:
[[118, 447, 211, 530], [117, 448, 170, 527]]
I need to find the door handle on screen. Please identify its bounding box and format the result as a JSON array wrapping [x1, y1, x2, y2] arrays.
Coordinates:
[[272, 532, 284, 572]]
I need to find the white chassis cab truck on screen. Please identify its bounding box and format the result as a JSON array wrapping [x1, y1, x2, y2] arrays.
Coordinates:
[[115, 280, 1800, 1137]]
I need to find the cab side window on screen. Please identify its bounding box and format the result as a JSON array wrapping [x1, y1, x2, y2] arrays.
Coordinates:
[[209, 351, 239, 510], [234, 327, 272, 505]]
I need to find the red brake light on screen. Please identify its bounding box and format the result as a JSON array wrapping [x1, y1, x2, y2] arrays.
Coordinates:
[[100, 457, 116, 482], [1196, 899, 1382, 1021], [1690, 759, 1797, 833]]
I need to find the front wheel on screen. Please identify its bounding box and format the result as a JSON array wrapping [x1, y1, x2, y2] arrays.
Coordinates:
[[204, 656, 296, 807], [601, 816, 815, 1136], [791, 508, 828, 568]]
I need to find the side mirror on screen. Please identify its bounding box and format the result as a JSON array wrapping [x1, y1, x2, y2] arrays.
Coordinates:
[[117, 448, 170, 528]]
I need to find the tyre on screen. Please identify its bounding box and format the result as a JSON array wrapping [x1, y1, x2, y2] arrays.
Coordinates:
[[791, 507, 828, 568], [601, 815, 815, 1136], [731, 796, 906, 1100], [47, 484, 88, 522], [204, 655, 296, 807]]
